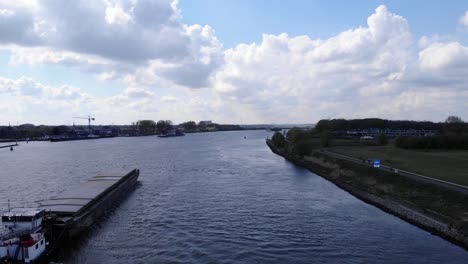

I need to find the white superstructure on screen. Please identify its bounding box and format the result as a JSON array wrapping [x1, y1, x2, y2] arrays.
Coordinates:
[[0, 208, 47, 263]]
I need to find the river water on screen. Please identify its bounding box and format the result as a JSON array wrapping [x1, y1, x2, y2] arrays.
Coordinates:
[[1, 131, 466, 263]]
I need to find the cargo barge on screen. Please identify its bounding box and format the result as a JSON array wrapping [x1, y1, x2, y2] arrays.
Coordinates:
[[41, 169, 139, 238], [1, 169, 139, 263]]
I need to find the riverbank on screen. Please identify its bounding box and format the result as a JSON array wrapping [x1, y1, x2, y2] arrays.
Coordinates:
[[266, 139, 468, 249]]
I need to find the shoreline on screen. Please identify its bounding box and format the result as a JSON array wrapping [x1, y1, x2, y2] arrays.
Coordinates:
[[0, 128, 265, 143], [266, 140, 468, 250]]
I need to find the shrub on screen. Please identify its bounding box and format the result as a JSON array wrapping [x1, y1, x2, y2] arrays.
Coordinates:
[[292, 141, 314, 156], [395, 134, 468, 149], [320, 130, 333, 147], [286, 128, 309, 144], [377, 133, 388, 145], [272, 132, 286, 148]]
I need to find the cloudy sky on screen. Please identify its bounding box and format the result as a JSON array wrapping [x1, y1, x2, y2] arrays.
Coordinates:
[[1, 0, 468, 125]]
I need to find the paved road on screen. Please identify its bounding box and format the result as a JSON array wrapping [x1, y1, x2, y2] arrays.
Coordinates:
[[320, 149, 468, 196]]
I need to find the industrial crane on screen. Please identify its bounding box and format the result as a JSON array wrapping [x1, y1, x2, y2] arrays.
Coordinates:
[[73, 116, 95, 135]]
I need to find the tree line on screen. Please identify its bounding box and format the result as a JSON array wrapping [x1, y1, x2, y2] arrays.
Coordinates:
[[315, 118, 444, 132], [132, 120, 173, 135], [133, 120, 243, 135], [393, 116, 468, 149], [0, 119, 245, 140], [270, 116, 468, 154]]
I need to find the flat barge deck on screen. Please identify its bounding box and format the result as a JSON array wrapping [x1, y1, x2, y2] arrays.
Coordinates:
[[40, 169, 139, 237]]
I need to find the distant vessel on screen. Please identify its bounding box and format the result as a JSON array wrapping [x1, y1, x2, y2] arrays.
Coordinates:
[[158, 128, 185, 138], [49, 134, 115, 142], [1, 208, 47, 263], [269, 127, 282, 132]]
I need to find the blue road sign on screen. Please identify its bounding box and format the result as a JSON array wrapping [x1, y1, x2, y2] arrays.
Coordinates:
[[373, 159, 380, 168]]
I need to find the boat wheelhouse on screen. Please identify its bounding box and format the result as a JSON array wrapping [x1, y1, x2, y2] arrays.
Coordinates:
[[0, 208, 47, 263]]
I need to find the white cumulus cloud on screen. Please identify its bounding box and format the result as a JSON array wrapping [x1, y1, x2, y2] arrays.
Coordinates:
[[210, 5, 416, 121], [1, 4, 468, 124], [0, 0, 223, 89], [460, 11, 468, 29]]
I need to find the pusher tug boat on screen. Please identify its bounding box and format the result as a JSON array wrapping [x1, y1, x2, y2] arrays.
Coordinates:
[[0, 208, 47, 263], [0, 169, 139, 263]]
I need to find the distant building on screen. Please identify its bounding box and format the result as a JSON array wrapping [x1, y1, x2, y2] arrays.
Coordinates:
[[334, 128, 436, 138], [119, 125, 140, 136]]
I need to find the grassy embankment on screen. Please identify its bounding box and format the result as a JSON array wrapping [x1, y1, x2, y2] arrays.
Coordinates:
[[328, 140, 468, 187], [295, 137, 468, 187]]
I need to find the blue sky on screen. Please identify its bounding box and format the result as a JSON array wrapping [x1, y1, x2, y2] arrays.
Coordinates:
[[1, 1, 468, 125], [179, 0, 468, 48]]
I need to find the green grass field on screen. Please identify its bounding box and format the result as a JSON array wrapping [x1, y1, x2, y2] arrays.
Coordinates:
[[328, 143, 468, 186]]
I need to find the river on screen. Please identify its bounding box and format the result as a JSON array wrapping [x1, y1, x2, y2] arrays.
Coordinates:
[[1, 130, 466, 263]]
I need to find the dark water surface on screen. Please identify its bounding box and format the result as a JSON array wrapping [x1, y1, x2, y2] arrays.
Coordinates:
[[1, 131, 466, 263]]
